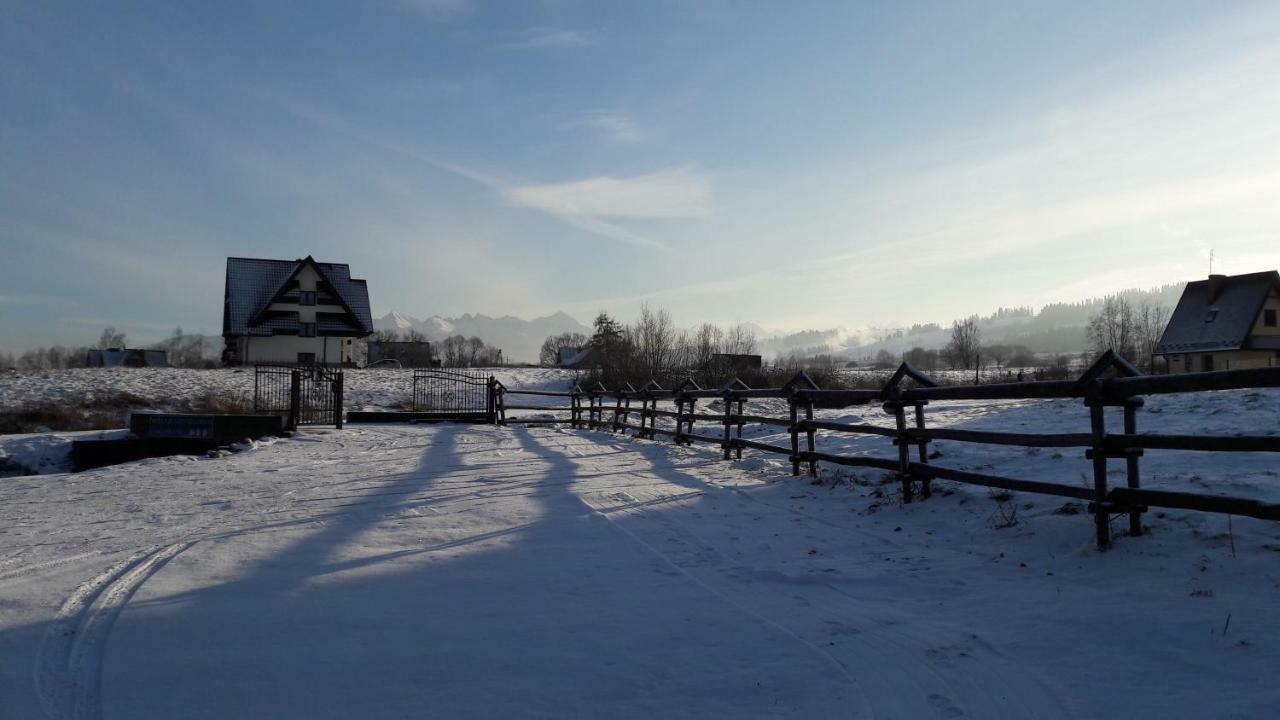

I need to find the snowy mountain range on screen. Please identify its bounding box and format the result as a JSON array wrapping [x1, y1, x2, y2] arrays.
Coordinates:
[[373, 311, 591, 363]]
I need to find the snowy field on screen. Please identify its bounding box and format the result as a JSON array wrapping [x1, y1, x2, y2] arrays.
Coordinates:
[[1, 369, 1278, 717], [0, 366, 575, 414]]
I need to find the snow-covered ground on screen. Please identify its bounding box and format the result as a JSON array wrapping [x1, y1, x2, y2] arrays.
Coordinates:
[[1, 397, 1278, 717], [0, 367, 577, 474], [2, 368, 1278, 717], [0, 366, 576, 413]]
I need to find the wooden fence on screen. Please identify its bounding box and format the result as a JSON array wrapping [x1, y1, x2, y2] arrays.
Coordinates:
[[493, 351, 1280, 549]]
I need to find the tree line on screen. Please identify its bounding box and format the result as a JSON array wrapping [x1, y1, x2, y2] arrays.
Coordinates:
[[362, 329, 503, 367], [540, 304, 760, 387], [1, 327, 217, 371]]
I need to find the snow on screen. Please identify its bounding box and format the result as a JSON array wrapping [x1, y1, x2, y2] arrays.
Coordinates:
[[1, 369, 1278, 717], [0, 429, 129, 476], [0, 367, 576, 414], [1, 386, 1278, 717]]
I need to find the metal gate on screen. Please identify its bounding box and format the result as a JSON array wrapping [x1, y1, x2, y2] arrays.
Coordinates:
[[253, 364, 345, 429], [412, 369, 494, 421]]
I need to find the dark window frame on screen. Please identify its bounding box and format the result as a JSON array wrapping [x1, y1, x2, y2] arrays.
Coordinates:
[[297, 352, 316, 365], [300, 322, 317, 338], [300, 291, 317, 306], [1201, 354, 1214, 372], [1265, 308, 1277, 328]]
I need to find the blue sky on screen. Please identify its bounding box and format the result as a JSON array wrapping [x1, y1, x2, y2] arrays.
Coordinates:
[[4, 1, 1280, 352]]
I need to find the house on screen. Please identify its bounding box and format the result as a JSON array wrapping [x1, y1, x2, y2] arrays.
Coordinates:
[[222, 256, 374, 366], [711, 352, 763, 372], [1155, 271, 1280, 373], [367, 341, 439, 368], [86, 348, 169, 368], [557, 346, 592, 368]]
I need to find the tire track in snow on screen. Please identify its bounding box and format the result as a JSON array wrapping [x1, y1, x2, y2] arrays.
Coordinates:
[[35, 541, 193, 720]]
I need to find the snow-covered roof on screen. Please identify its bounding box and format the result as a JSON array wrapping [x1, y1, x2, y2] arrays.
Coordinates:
[[1156, 271, 1280, 354], [223, 256, 374, 337]]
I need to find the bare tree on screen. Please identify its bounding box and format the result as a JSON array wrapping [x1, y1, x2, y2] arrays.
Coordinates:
[[1133, 302, 1171, 372], [1086, 295, 1137, 360], [945, 316, 981, 369], [690, 323, 723, 379], [97, 327, 126, 349], [631, 303, 677, 378], [539, 332, 590, 366], [723, 324, 757, 356]]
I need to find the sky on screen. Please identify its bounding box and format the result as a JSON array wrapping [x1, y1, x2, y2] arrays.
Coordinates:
[[4, 1, 1280, 353]]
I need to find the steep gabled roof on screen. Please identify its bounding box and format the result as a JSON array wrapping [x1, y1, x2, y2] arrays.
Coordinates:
[[223, 256, 374, 337], [1155, 271, 1279, 354]]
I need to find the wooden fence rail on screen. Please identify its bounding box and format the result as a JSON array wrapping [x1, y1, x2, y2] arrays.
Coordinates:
[[490, 351, 1280, 548]]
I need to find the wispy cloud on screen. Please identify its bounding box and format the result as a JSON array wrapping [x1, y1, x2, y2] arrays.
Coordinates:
[[505, 167, 711, 219], [562, 112, 642, 143], [503, 27, 595, 50], [503, 168, 712, 249]]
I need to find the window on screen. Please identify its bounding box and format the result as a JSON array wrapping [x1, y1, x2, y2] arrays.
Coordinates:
[[1201, 354, 1214, 372], [1265, 309, 1277, 327], [300, 291, 317, 306], [297, 352, 316, 365], [1205, 309, 1219, 323], [300, 322, 317, 338]]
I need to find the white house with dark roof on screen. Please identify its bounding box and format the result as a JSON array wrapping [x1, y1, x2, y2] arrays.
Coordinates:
[[1155, 271, 1280, 373], [222, 256, 374, 366]]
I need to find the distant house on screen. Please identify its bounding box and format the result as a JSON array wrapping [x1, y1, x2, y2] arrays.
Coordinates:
[[367, 341, 439, 368], [86, 348, 169, 368], [1155, 271, 1280, 373], [711, 353, 763, 372], [557, 346, 592, 368], [222, 256, 374, 366]]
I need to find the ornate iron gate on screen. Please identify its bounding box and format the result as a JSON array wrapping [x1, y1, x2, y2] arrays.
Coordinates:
[[412, 369, 495, 421], [253, 364, 345, 429]]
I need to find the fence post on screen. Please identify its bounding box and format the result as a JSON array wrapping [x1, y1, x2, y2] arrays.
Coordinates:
[[571, 390, 581, 429], [486, 376, 497, 424], [288, 370, 301, 432], [333, 371, 344, 430], [621, 393, 631, 435], [673, 396, 685, 445], [613, 393, 623, 433], [722, 393, 733, 461], [889, 397, 913, 503], [1123, 399, 1143, 537], [686, 398, 697, 445], [735, 397, 745, 460], [1088, 395, 1111, 550], [913, 401, 931, 498], [804, 397, 816, 477], [789, 393, 801, 476]]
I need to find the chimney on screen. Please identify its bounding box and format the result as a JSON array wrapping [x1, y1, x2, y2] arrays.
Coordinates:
[[1206, 274, 1227, 304]]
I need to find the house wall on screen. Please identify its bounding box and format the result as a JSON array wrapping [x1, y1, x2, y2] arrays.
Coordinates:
[[1248, 288, 1280, 336], [1166, 350, 1280, 373], [239, 335, 349, 365], [265, 265, 347, 322]]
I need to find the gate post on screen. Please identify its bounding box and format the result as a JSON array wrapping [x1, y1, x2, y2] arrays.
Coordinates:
[[288, 370, 301, 432], [333, 371, 344, 429], [487, 376, 497, 424]]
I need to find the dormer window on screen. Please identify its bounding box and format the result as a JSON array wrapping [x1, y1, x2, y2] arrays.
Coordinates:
[[1206, 309, 1219, 323], [300, 291, 317, 306]]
